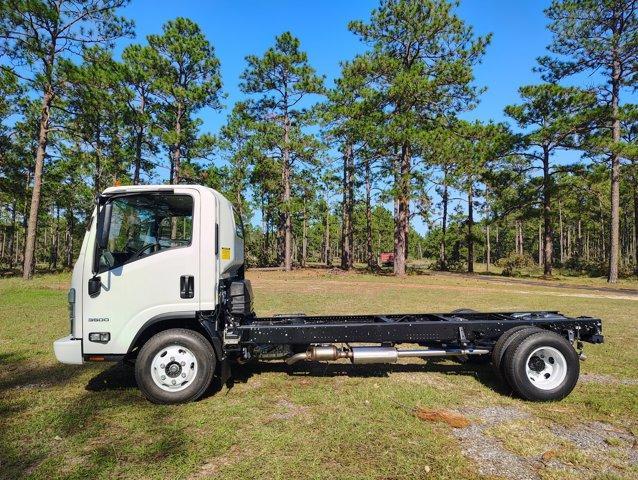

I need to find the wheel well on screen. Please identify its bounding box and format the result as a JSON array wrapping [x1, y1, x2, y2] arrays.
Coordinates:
[[127, 317, 216, 360]]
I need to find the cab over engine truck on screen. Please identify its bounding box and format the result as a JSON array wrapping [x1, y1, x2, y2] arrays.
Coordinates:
[[54, 185, 604, 404]]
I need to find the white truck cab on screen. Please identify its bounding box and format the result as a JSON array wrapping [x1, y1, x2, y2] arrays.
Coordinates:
[[54, 184, 246, 402]]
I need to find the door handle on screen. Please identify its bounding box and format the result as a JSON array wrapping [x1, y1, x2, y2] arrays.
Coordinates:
[[180, 275, 194, 299]]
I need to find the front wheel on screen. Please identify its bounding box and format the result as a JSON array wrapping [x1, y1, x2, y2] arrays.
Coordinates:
[[135, 328, 216, 404], [502, 330, 579, 401]]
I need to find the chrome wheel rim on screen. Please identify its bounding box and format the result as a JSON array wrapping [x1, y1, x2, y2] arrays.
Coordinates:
[[150, 344, 198, 392], [525, 346, 567, 390]]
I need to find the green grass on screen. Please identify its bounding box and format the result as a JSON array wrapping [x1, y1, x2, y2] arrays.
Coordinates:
[[0, 270, 636, 479]]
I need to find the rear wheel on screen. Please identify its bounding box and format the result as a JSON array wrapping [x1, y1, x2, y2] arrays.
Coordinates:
[[135, 328, 216, 404], [491, 326, 543, 376], [502, 330, 579, 401]]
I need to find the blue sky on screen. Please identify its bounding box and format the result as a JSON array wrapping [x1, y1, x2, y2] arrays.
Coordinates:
[[113, 1, 578, 232]]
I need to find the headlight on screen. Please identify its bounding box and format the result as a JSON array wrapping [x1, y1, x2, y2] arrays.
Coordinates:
[[68, 288, 76, 336]]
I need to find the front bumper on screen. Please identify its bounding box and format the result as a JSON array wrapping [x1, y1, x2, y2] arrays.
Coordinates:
[[53, 335, 83, 365]]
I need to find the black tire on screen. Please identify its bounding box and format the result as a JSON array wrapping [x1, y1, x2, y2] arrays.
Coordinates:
[[135, 328, 216, 404], [491, 325, 543, 374], [502, 330, 579, 401]]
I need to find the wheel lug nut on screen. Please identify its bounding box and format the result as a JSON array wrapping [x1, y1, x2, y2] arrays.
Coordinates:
[[182, 373, 186, 378], [172, 380, 176, 385], [161, 375, 166, 380], [170, 357, 175, 361], [160, 363, 165, 368], [180, 361, 186, 366]]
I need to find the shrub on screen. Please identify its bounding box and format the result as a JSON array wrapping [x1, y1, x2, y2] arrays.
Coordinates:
[[497, 253, 535, 277], [562, 257, 637, 278], [428, 258, 466, 273]]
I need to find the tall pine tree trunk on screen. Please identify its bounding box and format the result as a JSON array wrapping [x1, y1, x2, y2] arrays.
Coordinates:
[[50, 204, 59, 270], [133, 125, 143, 185], [282, 112, 292, 271], [538, 223, 542, 265], [302, 198, 307, 268], [559, 203, 564, 263], [171, 102, 183, 184], [324, 199, 331, 266], [633, 181, 638, 274], [7, 201, 16, 269], [133, 95, 146, 185], [365, 157, 374, 269], [66, 210, 74, 269], [485, 224, 491, 272], [394, 143, 410, 276], [608, 52, 621, 283], [440, 167, 449, 270], [23, 87, 53, 279], [542, 147, 553, 275], [467, 182, 474, 273], [341, 143, 353, 270], [260, 198, 268, 266]]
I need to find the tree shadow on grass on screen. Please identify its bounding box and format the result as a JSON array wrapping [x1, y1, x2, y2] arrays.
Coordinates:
[[0, 352, 86, 391], [1, 353, 197, 478], [227, 358, 511, 396], [0, 355, 97, 479]]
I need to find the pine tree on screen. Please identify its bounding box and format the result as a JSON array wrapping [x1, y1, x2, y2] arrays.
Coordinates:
[[218, 102, 258, 222], [122, 44, 159, 184], [63, 47, 130, 195], [539, 0, 638, 282], [349, 0, 490, 275], [0, 0, 132, 278], [323, 62, 378, 270], [147, 18, 223, 184], [240, 32, 325, 271], [505, 84, 597, 275], [452, 120, 512, 273]]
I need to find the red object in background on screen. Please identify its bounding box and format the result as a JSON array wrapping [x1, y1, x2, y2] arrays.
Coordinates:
[[379, 252, 394, 266]]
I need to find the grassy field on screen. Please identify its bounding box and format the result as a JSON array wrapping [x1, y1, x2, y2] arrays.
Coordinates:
[[0, 269, 637, 480]]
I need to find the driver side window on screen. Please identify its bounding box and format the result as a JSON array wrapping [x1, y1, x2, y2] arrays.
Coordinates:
[[100, 194, 193, 272]]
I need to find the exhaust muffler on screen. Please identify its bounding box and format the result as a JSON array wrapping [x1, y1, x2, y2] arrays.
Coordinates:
[[285, 345, 490, 365]]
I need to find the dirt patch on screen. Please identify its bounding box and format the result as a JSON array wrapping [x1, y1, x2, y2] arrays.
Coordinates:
[[264, 399, 309, 423], [451, 405, 637, 480], [579, 372, 638, 386], [463, 405, 533, 424], [453, 406, 538, 480], [189, 445, 243, 480], [551, 421, 638, 466], [390, 371, 455, 389]]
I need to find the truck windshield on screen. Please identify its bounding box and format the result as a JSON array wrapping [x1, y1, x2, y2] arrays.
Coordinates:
[[99, 193, 193, 272]]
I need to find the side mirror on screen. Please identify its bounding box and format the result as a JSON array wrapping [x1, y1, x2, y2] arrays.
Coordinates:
[[96, 202, 112, 250], [88, 276, 102, 297]]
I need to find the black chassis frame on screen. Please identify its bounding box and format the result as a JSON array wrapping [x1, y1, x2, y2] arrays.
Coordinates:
[[234, 311, 603, 350]]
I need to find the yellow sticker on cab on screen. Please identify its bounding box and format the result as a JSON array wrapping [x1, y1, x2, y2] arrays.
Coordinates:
[[221, 247, 231, 260]]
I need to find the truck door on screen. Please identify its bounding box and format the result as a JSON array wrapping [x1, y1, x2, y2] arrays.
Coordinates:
[[82, 189, 201, 356]]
